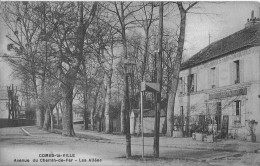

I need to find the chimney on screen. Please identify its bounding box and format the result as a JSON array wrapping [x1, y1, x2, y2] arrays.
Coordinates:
[[251, 10, 254, 20], [245, 9, 260, 28]]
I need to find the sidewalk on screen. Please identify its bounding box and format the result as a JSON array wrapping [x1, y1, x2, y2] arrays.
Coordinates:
[[23, 126, 260, 153]]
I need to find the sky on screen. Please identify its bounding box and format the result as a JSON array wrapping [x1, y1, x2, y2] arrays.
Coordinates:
[[184, 1, 260, 57], [0, 1, 259, 87]]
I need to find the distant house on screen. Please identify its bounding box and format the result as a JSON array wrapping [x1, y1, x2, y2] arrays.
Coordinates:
[[130, 108, 166, 134]]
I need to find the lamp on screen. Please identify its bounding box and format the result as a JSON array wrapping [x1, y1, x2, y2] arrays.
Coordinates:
[[122, 58, 136, 158], [123, 59, 136, 76]]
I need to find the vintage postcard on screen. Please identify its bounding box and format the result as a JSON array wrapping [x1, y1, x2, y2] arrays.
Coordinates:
[[0, 1, 260, 166]]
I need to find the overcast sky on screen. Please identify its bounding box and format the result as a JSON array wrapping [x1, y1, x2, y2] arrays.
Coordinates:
[[0, 1, 259, 86]]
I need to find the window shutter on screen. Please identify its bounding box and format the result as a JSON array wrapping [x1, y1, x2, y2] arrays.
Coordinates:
[[239, 59, 244, 83], [194, 74, 197, 92], [187, 75, 190, 92], [208, 69, 212, 89], [241, 100, 245, 126], [183, 77, 186, 94], [182, 77, 185, 94], [229, 63, 234, 85], [216, 67, 219, 87], [178, 77, 181, 93], [185, 76, 188, 93]]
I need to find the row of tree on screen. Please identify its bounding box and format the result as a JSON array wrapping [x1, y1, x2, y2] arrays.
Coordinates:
[[1, 2, 198, 137]]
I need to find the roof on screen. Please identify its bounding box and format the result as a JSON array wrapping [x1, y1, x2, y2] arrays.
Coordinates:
[[181, 23, 260, 70], [132, 109, 166, 117]]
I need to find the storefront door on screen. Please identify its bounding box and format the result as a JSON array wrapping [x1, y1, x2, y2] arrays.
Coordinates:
[[216, 102, 222, 131], [221, 115, 229, 138]]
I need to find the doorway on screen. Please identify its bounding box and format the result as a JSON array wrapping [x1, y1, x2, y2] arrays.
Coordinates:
[[215, 102, 222, 131]]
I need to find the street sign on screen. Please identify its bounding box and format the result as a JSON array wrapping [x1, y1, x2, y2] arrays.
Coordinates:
[[141, 82, 160, 92]]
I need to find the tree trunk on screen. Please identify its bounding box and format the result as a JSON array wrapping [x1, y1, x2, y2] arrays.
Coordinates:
[[166, 3, 187, 136], [120, 95, 126, 134], [104, 75, 112, 133], [62, 86, 75, 136], [50, 107, 54, 131], [97, 83, 106, 132], [56, 105, 60, 129], [166, 69, 180, 136], [59, 103, 63, 129], [91, 85, 100, 130], [61, 68, 77, 137], [91, 107, 95, 131], [83, 91, 88, 130], [43, 107, 50, 130], [37, 106, 45, 128]]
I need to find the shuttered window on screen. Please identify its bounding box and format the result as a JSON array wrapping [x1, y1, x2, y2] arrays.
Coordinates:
[[194, 74, 197, 92], [209, 67, 216, 88], [231, 59, 244, 84], [239, 59, 244, 82], [234, 60, 240, 84], [179, 77, 183, 94], [187, 74, 197, 93]]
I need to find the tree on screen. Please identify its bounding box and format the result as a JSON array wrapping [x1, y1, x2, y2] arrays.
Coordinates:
[[45, 2, 98, 136], [90, 18, 119, 133], [1, 2, 49, 128], [102, 2, 142, 135], [166, 2, 198, 136], [130, 2, 158, 135]]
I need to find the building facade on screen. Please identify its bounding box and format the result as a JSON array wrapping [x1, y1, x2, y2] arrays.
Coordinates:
[[175, 11, 260, 141]]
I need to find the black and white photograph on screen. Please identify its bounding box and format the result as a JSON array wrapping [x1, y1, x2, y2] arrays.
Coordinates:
[[0, 1, 260, 166]]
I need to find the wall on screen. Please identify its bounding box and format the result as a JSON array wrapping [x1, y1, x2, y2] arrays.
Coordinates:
[[142, 117, 165, 134], [130, 114, 165, 134], [0, 119, 35, 128]]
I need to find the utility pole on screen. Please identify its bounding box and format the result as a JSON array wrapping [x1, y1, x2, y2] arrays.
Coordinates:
[[154, 1, 163, 158]]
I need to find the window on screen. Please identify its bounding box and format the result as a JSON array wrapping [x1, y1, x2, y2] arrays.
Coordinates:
[[210, 67, 216, 88], [188, 74, 195, 92], [230, 59, 244, 84], [179, 77, 183, 94], [180, 106, 184, 116], [234, 60, 240, 84], [235, 100, 241, 123]]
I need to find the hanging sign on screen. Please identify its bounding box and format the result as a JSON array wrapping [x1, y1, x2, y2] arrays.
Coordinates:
[[209, 88, 247, 100], [141, 82, 160, 92]]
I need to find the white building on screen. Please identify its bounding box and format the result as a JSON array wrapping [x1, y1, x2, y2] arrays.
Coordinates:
[[175, 11, 260, 141]]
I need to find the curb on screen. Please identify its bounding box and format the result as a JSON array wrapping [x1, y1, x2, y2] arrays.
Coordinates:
[[21, 127, 31, 136], [75, 131, 260, 153], [205, 152, 243, 162], [23, 127, 260, 154]]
